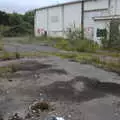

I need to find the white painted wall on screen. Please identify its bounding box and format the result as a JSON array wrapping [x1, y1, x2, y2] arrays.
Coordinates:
[[84, 9, 109, 39], [64, 3, 81, 30], [84, 0, 109, 11], [35, 0, 120, 41], [109, 0, 116, 15], [35, 9, 47, 36], [48, 6, 62, 32]]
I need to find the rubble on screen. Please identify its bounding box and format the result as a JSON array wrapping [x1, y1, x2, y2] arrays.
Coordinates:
[[30, 101, 51, 113]]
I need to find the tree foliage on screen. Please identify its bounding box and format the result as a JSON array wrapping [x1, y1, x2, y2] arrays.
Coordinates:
[[0, 11, 10, 25], [0, 10, 34, 36], [23, 10, 35, 27], [9, 13, 24, 26]]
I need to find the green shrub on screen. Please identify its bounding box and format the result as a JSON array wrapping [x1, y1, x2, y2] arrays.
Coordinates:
[[66, 25, 81, 41], [70, 39, 99, 52], [3, 22, 33, 37], [64, 26, 100, 52], [54, 39, 71, 51], [101, 19, 120, 51]]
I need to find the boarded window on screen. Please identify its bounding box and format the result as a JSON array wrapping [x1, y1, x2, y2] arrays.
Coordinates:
[[97, 29, 107, 37]]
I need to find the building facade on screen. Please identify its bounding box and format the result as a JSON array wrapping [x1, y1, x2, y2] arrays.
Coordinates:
[[34, 0, 120, 42]]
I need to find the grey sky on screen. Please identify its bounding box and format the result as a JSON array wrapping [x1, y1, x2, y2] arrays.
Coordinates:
[[0, 0, 72, 13]]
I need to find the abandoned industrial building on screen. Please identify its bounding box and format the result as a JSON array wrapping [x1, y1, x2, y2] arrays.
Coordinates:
[[34, 0, 120, 42]]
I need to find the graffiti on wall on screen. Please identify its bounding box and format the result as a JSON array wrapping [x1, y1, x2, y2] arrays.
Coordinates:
[[37, 28, 45, 34], [85, 27, 94, 39]]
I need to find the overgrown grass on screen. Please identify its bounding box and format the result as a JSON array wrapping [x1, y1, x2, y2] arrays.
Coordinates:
[[15, 36, 100, 52], [0, 51, 21, 60], [42, 52, 120, 74], [0, 51, 119, 75]]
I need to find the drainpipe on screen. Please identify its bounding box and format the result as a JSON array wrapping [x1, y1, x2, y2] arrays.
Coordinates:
[[47, 8, 49, 35], [108, 0, 111, 14], [81, 0, 84, 40]]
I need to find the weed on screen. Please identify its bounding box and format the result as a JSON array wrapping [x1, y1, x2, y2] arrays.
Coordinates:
[[15, 52, 20, 59]]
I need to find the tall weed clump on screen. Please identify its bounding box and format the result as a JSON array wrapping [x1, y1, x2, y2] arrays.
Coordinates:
[[65, 26, 100, 52]]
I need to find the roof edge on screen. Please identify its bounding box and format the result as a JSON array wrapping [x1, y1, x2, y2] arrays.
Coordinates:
[[35, 0, 93, 11], [93, 15, 120, 20]]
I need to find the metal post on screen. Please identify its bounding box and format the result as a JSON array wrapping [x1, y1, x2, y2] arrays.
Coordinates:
[[62, 5, 64, 36], [81, 0, 84, 39]]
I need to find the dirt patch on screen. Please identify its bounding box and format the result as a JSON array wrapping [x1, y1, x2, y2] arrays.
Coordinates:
[[41, 76, 120, 103], [0, 56, 120, 120], [11, 61, 52, 72], [41, 69, 68, 75], [41, 78, 105, 103]]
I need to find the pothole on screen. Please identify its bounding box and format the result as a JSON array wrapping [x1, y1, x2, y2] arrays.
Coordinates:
[[72, 81, 85, 92], [9, 61, 52, 72]]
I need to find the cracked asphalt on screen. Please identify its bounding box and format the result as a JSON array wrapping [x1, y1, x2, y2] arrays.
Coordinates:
[[0, 38, 120, 120], [0, 56, 119, 120]]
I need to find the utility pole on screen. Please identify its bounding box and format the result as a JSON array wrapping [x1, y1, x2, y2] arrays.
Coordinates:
[[81, 0, 84, 39]]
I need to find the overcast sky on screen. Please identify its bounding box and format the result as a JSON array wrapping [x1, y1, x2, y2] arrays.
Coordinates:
[[0, 0, 72, 14]]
